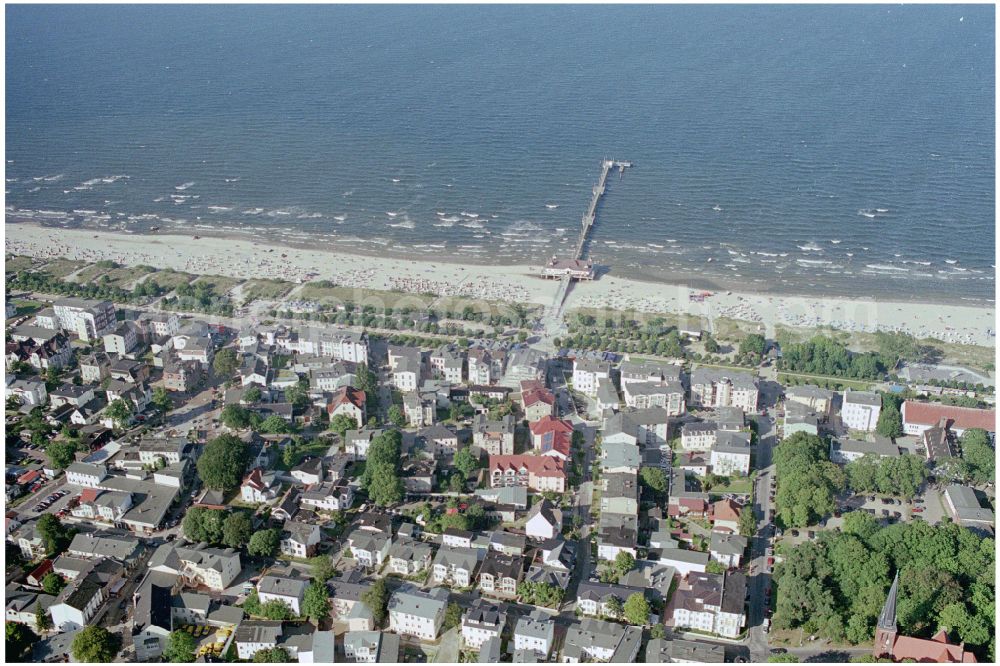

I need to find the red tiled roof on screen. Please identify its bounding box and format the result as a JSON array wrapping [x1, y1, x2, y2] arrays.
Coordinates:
[[243, 468, 265, 491], [529, 415, 573, 436], [489, 454, 566, 478], [710, 499, 741, 523], [328, 386, 366, 413], [27, 559, 53, 582], [539, 431, 572, 459], [519, 379, 546, 394], [889, 630, 977, 663], [522, 388, 555, 407], [17, 470, 41, 485], [902, 401, 996, 432], [79, 488, 101, 504]]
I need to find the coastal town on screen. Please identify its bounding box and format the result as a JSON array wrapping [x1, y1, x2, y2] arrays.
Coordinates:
[[4, 252, 996, 664]]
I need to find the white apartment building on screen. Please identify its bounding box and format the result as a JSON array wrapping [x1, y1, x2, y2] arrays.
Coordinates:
[[388, 586, 448, 641], [572, 359, 612, 397], [841, 390, 882, 432], [53, 297, 116, 342]]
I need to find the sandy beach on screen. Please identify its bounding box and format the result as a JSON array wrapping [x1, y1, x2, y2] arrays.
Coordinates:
[[5, 222, 996, 347]]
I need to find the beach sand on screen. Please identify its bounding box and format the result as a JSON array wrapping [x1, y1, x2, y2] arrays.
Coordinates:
[[5, 222, 995, 347]]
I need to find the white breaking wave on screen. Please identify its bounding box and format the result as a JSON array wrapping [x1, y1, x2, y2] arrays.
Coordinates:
[[175, 181, 195, 191]]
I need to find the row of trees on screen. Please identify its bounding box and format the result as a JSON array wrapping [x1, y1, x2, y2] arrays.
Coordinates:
[[7, 268, 165, 306], [773, 514, 994, 660]]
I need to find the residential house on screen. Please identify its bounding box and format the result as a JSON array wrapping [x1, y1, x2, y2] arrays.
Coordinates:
[[472, 413, 516, 457], [327, 386, 367, 428], [575, 581, 646, 619], [689, 368, 759, 413], [670, 571, 746, 639], [462, 599, 508, 650], [829, 437, 900, 464], [347, 529, 392, 569], [667, 469, 709, 519], [561, 619, 643, 664], [710, 532, 748, 568], [49, 572, 106, 630], [241, 468, 281, 504], [710, 430, 752, 476], [280, 521, 322, 559], [522, 387, 556, 422], [785, 385, 834, 420], [52, 297, 116, 341], [430, 545, 479, 588], [681, 421, 717, 451], [572, 359, 611, 397], [709, 499, 743, 534], [257, 574, 308, 616], [345, 428, 385, 461], [148, 542, 242, 591], [418, 424, 460, 457], [388, 585, 449, 641], [79, 352, 112, 383], [5, 377, 48, 408], [387, 539, 435, 576], [103, 321, 140, 356], [291, 457, 324, 486], [841, 390, 882, 432], [301, 481, 354, 512], [430, 345, 465, 384], [489, 455, 567, 493], [513, 609, 554, 660], [525, 499, 563, 541]]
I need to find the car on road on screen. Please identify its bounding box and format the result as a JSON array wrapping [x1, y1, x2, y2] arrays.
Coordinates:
[[912, 507, 924, 513]]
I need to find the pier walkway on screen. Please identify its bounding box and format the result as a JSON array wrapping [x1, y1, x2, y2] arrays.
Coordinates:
[[542, 158, 631, 338]]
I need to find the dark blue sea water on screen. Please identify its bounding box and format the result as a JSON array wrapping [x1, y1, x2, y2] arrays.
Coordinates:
[[5, 4, 995, 302]]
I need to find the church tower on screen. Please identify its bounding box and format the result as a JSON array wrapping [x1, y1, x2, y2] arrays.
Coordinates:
[[873, 571, 900, 659]]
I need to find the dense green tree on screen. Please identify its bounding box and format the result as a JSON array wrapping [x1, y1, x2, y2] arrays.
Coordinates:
[[876, 397, 904, 439], [454, 446, 481, 478], [309, 554, 336, 583], [36, 514, 72, 556], [740, 333, 767, 358], [242, 590, 262, 616], [846, 454, 927, 499], [768, 655, 800, 663], [71, 626, 121, 663], [213, 348, 239, 377], [253, 647, 290, 662], [361, 578, 389, 626], [958, 429, 994, 484], [247, 529, 281, 558], [443, 602, 463, 631], [6, 621, 38, 660], [650, 623, 667, 639], [615, 551, 635, 576], [704, 336, 720, 353], [196, 433, 249, 490], [706, 560, 727, 575], [41, 572, 65, 595], [151, 386, 173, 413], [259, 414, 294, 434], [35, 605, 52, 633], [302, 581, 332, 623], [44, 439, 79, 470], [640, 466, 668, 494], [183, 507, 226, 544], [105, 398, 133, 429], [774, 432, 845, 527], [623, 593, 651, 626], [222, 511, 254, 549], [220, 404, 256, 429], [260, 599, 294, 620], [739, 505, 758, 537], [329, 413, 357, 439], [242, 385, 262, 404], [780, 336, 884, 380], [604, 596, 623, 619], [164, 630, 197, 662], [387, 405, 406, 428]]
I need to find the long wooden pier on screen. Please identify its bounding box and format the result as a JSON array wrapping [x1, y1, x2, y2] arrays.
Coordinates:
[[574, 159, 631, 259]]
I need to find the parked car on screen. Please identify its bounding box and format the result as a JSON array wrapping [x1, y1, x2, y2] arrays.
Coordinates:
[[912, 507, 924, 513]]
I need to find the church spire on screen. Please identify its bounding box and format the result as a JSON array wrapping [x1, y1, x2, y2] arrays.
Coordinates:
[[878, 571, 900, 632]]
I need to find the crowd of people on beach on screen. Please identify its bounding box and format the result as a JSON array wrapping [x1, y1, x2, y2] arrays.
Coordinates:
[[6, 230, 993, 347]]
